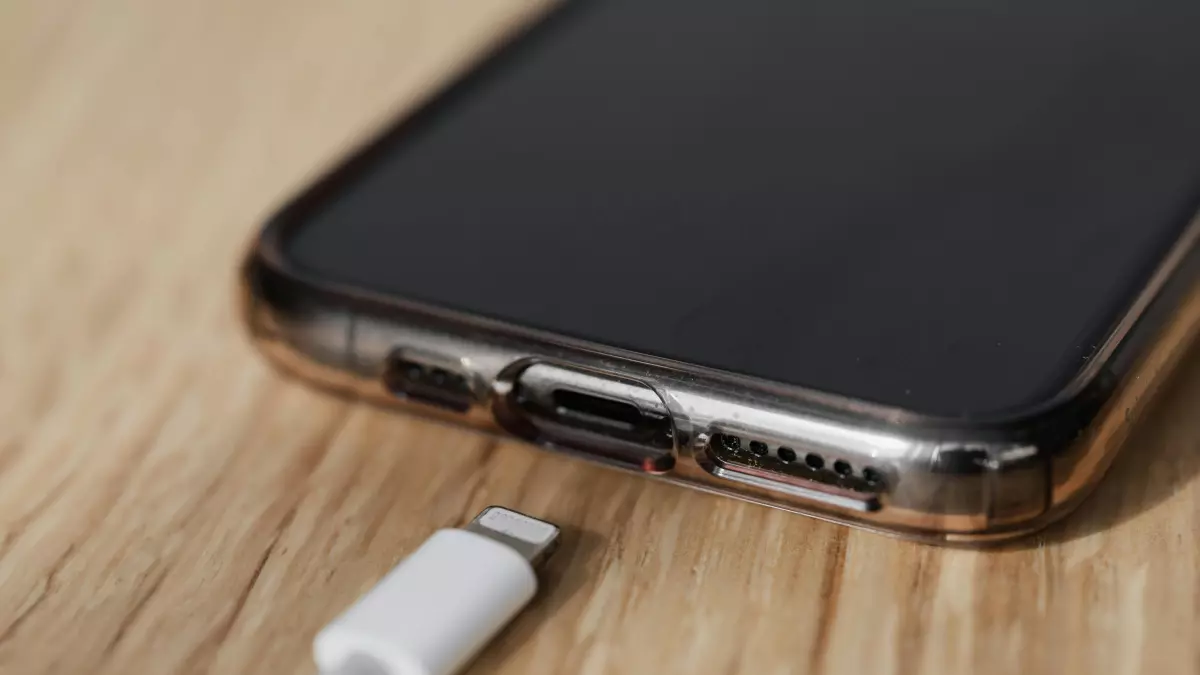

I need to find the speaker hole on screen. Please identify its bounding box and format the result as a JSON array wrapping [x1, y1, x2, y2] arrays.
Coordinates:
[[717, 434, 741, 452]]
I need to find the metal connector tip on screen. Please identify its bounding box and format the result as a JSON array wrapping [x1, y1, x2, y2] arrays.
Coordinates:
[[464, 506, 560, 568]]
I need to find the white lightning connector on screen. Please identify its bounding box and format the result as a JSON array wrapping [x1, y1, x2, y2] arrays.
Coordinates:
[[314, 507, 560, 675]]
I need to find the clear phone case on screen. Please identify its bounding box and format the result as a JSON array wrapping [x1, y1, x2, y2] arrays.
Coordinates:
[[242, 207, 1200, 544]]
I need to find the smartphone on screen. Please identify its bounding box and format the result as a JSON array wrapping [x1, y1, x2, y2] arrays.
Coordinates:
[[242, 0, 1200, 543]]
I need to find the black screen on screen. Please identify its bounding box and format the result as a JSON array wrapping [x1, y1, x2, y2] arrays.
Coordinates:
[[283, 0, 1200, 417]]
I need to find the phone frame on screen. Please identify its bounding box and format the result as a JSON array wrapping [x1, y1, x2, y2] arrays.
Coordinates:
[[242, 177, 1200, 542], [237, 1, 1200, 542]]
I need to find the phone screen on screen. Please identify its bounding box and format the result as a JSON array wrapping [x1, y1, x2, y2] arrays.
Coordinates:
[[280, 0, 1200, 417]]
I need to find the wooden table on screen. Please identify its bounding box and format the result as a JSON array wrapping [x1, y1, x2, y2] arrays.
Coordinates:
[[2, 2, 1198, 673]]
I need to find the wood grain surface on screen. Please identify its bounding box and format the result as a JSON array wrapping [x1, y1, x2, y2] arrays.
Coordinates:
[[1, 2, 1198, 673]]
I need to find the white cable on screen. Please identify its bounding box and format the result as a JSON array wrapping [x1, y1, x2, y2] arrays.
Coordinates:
[[314, 507, 560, 675]]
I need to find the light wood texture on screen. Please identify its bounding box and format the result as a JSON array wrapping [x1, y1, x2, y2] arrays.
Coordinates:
[[1, 2, 1198, 673]]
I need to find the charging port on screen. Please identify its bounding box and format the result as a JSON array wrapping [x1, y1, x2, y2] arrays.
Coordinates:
[[496, 363, 675, 473], [547, 389, 672, 447], [383, 352, 474, 412]]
